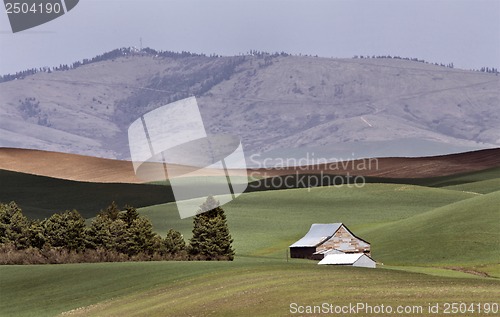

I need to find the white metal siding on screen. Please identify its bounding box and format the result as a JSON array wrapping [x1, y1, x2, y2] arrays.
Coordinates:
[[353, 255, 376, 268]]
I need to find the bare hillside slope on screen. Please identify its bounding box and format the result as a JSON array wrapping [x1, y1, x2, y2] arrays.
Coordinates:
[[0, 50, 498, 160]]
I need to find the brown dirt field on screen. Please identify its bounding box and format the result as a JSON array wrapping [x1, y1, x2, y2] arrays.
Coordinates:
[[0, 148, 142, 183], [1, 147, 499, 184], [0, 148, 248, 183], [249, 148, 500, 179]]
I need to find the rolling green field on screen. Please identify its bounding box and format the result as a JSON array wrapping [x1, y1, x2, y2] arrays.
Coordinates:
[[0, 167, 499, 316], [0, 169, 173, 219], [139, 184, 478, 257], [2, 166, 499, 219], [1, 258, 499, 317]]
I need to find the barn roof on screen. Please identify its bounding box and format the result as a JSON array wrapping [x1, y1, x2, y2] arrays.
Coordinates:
[[313, 249, 343, 256], [289, 223, 342, 247], [317, 253, 366, 265]]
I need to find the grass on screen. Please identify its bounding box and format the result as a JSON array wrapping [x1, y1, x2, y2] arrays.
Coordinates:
[[139, 183, 477, 258], [246, 167, 500, 191], [1, 167, 499, 316], [373, 166, 500, 188], [63, 265, 500, 317], [1, 259, 499, 317], [382, 265, 492, 279], [0, 260, 231, 317], [443, 178, 500, 194], [3, 165, 499, 219], [476, 264, 500, 278], [138, 183, 498, 270], [423, 167, 500, 187], [361, 190, 500, 266], [0, 169, 174, 219]]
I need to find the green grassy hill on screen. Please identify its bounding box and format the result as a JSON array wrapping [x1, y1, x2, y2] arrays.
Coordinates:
[[361, 190, 500, 266], [139, 183, 476, 258], [2, 165, 498, 219], [420, 167, 500, 187], [0, 169, 174, 219], [139, 179, 499, 269], [443, 178, 500, 194], [243, 167, 500, 198], [1, 259, 499, 317], [1, 166, 499, 316]]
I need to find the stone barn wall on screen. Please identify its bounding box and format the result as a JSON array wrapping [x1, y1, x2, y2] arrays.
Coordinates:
[[316, 226, 370, 255]]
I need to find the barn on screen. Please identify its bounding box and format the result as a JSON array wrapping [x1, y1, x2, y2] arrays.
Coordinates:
[[317, 253, 376, 268], [289, 223, 371, 259]]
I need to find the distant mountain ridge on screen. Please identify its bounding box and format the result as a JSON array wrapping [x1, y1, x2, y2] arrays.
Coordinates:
[[3, 48, 496, 84], [0, 48, 498, 160], [0, 47, 212, 83]]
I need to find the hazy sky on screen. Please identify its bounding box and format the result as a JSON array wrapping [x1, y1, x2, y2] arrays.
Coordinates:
[[0, 0, 499, 74]]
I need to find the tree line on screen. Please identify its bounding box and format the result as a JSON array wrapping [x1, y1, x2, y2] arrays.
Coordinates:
[[0, 47, 209, 83], [0, 196, 234, 264], [2, 47, 498, 83], [352, 55, 499, 74], [353, 54, 456, 68], [0, 47, 290, 83]]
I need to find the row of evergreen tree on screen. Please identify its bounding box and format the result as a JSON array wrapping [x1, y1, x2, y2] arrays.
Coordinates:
[[0, 47, 209, 83], [2, 47, 499, 83], [478, 66, 499, 74], [353, 54, 498, 74], [0, 197, 234, 264], [0, 47, 292, 83], [353, 54, 456, 68]]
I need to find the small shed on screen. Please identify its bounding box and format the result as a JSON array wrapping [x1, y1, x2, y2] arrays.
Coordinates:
[[312, 248, 344, 260], [289, 223, 371, 259], [318, 253, 376, 268]]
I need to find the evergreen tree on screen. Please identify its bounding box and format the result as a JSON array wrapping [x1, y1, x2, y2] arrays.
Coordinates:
[[119, 205, 139, 227], [27, 219, 46, 249], [127, 217, 157, 256], [99, 201, 120, 220], [0, 201, 29, 249], [88, 204, 158, 256], [42, 210, 87, 251], [106, 218, 130, 254], [189, 196, 234, 260], [87, 213, 114, 250], [163, 229, 186, 255], [88, 201, 123, 250]]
